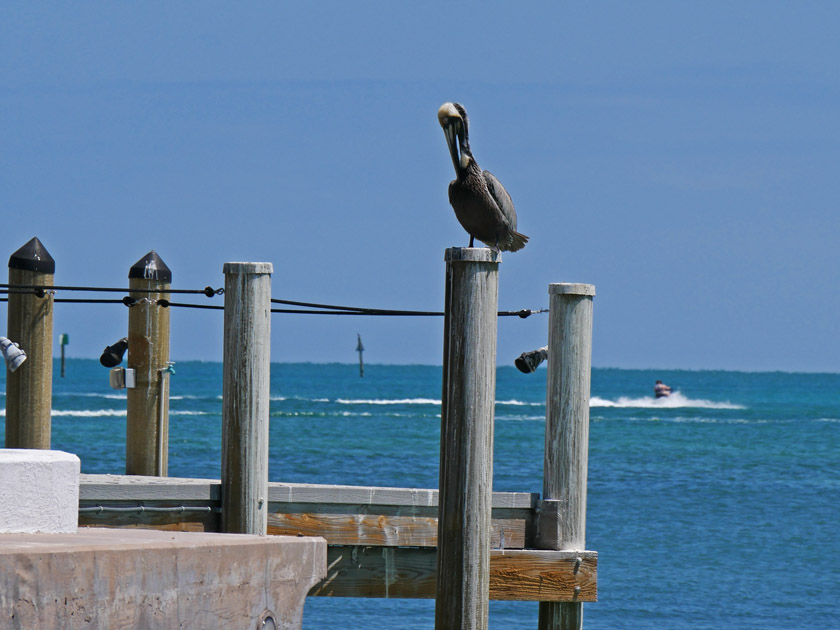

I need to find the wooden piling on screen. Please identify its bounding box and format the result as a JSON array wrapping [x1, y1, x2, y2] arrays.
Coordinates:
[[221, 262, 272, 536], [538, 283, 595, 630], [435, 247, 500, 630], [5, 237, 55, 449], [125, 251, 172, 476]]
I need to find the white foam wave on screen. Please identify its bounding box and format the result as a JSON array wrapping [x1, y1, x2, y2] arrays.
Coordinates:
[[589, 392, 744, 410], [497, 399, 543, 406], [50, 409, 126, 417], [336, 398, 441, 405], [497, 414, 545, 422], [65, 392, 127, 400]]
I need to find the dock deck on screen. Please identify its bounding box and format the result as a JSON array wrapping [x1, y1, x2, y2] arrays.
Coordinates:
[[79, 474, 597, 602]]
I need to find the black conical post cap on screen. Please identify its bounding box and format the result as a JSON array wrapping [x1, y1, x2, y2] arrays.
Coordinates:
[[129, 250, 172, 283], [8, 237, 56, 274]]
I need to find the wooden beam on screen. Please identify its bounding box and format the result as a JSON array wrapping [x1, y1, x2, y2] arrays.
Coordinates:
[[267, 509, 528, 549], [77, 476, 598, 603], [79, 475, 537, 509], [80, 475, 220, 501], [310, 547, 597, 602]]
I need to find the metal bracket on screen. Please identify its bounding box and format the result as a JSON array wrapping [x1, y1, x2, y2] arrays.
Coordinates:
[[109, 367, 136, 389]]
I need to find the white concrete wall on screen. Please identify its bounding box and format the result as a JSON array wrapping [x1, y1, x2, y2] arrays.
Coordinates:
[[0, 449, 80, 533]]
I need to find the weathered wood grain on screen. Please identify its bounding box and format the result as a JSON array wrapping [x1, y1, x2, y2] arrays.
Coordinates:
[[310, 546, 597, 602], [490, 550, 597, 602], [539, 283, 595, 630], [80, 475, 221, 501], [437, 247, 500, 628], [268, 483, 537, 509], [267, 511, 527, 549], [221, 262, 272, 536], [79, 475, 537, 509], [76, 475, 598, 603]]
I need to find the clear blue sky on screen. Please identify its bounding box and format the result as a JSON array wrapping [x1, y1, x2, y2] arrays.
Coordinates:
[[3, 2, 838, 371]]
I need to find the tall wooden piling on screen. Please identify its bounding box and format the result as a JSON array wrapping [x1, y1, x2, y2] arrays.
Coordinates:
[[125, 251, 171, 476], [5, 237, 55, 449], [436, 248, 500, 630], [538, 283, 595, 630], [221, 262, 272, 536]]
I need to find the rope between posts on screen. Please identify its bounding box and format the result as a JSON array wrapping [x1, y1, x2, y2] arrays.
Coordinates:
[[1, 284, 546, 317]]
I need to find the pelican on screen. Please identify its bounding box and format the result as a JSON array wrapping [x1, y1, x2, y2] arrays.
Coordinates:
[[437, 102, 528, 252]]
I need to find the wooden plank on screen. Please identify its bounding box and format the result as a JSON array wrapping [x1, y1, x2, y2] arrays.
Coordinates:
[[79, 475, 537, 509], [490, 550, 597, 602], [267, 511, 527, 549], [80, 475, 220, 501], [309, 547, 597, 602], [270, 484, 535, 508]]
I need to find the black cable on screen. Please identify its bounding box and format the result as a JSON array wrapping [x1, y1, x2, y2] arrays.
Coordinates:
[[54, 298, 131, 305], [269, 307, 546, 317], [164, 301, 224, 310], [272, 297, 386, 312], [0, 283, 223, 296], [3, 285, 546, 317], [271, 307, 441, 315]]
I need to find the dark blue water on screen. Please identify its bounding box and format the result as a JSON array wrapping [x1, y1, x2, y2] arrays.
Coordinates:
[[2, 361, 838, 628]]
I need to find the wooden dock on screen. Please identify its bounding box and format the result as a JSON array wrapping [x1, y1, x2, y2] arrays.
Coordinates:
[[78, 474, 597, 602], [6, 239, 599, 629]]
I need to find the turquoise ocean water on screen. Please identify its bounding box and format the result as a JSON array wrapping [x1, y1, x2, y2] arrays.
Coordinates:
[[1, 360, 838, 628]]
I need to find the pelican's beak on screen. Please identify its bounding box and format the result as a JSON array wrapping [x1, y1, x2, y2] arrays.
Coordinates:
[[438, 102, 464, 175]]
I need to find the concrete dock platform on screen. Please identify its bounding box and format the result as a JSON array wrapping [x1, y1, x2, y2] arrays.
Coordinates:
[[0, 527, 326, 629]]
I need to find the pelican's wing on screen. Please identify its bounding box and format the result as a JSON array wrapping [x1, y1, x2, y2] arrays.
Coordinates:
[[482, 170, 517, 231]]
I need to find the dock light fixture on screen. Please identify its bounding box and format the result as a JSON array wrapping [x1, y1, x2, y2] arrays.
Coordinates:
[[0, 336, 26, 372], [100, 337, 128, 368], [514, 346, 548, 374]]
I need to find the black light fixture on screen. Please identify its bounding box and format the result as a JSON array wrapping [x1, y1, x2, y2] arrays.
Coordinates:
[[100, 337, 129, 368], [514, 346, 548, 374], [0, 336, 26, 372]]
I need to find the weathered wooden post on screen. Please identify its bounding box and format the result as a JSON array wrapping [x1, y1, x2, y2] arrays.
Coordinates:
[[125, 251, 171, 476], [538, 283, 595, 630], [435, 248, 500, 630], [5, 237, 55, 449], [221, 262, 272, 536]]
